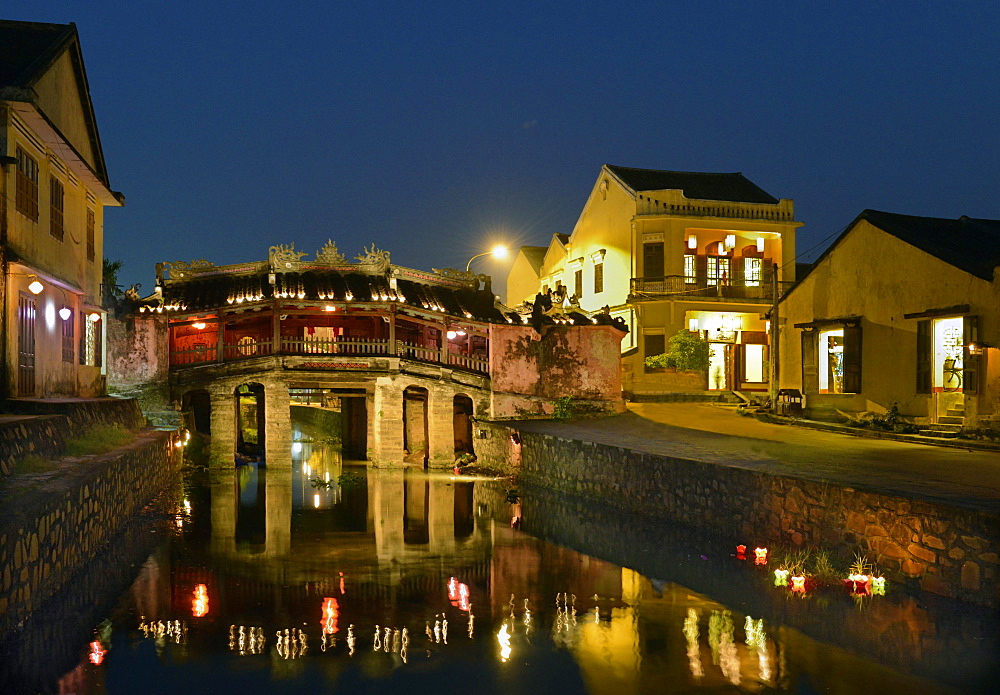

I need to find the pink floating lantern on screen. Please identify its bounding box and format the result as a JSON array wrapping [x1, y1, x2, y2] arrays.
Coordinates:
[[790, 576, 806, 593], [754, 547, 768, 565]]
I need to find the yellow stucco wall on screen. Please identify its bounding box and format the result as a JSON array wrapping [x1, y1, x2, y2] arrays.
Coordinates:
[[32, 50, 97, 168], [505, 248, 544, 307], [778, 220, 1000, 423]]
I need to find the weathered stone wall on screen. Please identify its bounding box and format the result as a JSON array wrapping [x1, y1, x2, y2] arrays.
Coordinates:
[[106, 315, 169, 395], [519, 431, 1000, 606], [490, 324, 626, 418], [2, 396, 147, 432], [0, 430, 176, 639], [0, 416, 68, 478]]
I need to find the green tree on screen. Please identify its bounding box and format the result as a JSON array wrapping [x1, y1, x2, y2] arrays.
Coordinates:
[[644, 330, 711, 371], [103, 258, 124, 297]]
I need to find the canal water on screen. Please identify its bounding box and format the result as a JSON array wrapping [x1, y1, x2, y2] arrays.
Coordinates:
[[3, 440, 998, 694]]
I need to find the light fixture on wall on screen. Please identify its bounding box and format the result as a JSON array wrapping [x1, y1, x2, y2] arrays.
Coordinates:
[[725, 234, 736, 250], [756, 237, 765, 253], [28, 277, 44, 294], [59, 306, 71, 321], [687, 235, 697, 250], [88, 312, 101, 322], [717, 242, 726, 255]]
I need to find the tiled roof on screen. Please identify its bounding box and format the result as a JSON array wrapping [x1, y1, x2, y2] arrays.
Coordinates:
[[605, 164, 779, 204], [860, 209, 1000, 281], [162, 269, 507, 322], [0, 20, 76, 87]]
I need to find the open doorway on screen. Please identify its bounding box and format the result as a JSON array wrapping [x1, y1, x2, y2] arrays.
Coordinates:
[[454, 395, 474, 458], [403, 386, 429, 466]]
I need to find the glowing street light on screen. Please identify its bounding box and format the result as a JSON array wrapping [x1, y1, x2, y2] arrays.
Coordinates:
[[466, 244, 508, 272]]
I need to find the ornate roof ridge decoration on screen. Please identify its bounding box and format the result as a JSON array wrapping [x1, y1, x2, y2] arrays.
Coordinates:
[[162, 259, 215, 279], [270, 243, 309, 271], [432, 267, 477, 284], [315, 239, 346, 264], [355, 244, 391, 274]]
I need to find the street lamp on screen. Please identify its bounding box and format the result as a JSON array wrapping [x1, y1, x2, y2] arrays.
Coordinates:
[[466, 244, 508, 273]]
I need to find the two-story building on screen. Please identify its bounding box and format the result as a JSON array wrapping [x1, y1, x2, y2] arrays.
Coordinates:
[[507, 164, 800, 397], [0, 20, 123, 399]]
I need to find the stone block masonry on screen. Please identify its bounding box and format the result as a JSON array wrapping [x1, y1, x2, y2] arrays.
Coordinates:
[[0, 430, 176, 639], [518, 431, 1000, 606], [0, 416, 68, 478]]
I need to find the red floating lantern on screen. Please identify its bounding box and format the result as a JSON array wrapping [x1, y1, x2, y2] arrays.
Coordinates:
[[736, 544, 747, 560], [790, 576, 807, 593]]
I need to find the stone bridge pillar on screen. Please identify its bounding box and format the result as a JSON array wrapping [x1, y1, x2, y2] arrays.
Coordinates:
[[427, 386, 455, 469], [208, 384, 237, 466], [373, 378, 404, 465], [263, 378, 291, 472]]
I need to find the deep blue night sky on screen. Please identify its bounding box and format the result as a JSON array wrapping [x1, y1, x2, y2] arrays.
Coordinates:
[[6, 1, 999, 295]]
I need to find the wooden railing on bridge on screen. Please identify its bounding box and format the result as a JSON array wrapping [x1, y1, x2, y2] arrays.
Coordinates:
[[170, 337, 489, 375]]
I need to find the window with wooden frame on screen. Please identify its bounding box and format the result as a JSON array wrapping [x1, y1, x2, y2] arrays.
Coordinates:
[[800, 321, 862, 394], [16, 147, 39, 221], [50, 176, 65, 241], [62, 309, 75, 362], [593, 262, 604, 294], [574, 268, 583, 299], [684, 254, 696, 284], [86, 208, 96, 262]]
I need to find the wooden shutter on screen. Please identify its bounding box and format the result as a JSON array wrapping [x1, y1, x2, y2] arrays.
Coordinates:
[[963, 315, 979, 394], [642, 242, 664, 278], [843, 323, 863, 394], [916, 320, 931, 393], [801, 330, 818, 394]]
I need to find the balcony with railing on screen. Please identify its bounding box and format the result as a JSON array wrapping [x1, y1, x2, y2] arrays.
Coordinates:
[[170, 336, 490, 375], [629, 275, 796, 302]]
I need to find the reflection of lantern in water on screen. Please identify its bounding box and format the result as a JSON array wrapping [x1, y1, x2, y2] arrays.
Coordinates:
[[773, 569, 789, 587], [340, 571, 346, 595], [790, 576, 806, 593], [736, 544, 747, 560], [871, 576, 886, 595], [754, 547, 768, 565], [321, 597, 340, 634], [192, 584, 209, 617], [846, 573, 871, 595], [448, 576, 472, 611], [89, 641, 107, 665], [497, 623, 512, 662]]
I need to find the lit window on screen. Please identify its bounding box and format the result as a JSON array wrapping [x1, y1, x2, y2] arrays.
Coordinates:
[[818, 329, 844, 393], [707, 257, 730, 286], [744, 257, 761, 287], [16, 147, 39, 221], [82, 314, 102, 367], [684, 255, 696, 284]]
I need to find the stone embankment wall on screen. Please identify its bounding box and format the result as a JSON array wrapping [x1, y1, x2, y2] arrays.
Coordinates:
[[3, 397, 147, 432], [0, 430, 176, 639], [517, 431, 1000, 606], [0, 416, 68, 477]]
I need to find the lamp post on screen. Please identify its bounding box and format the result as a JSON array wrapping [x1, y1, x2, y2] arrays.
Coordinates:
[[466, 245, 508, 273]]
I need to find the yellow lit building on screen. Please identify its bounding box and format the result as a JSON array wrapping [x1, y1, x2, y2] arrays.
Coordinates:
[[778, 209, 1000, 428], [0, 20, 123, 398], [507, 164, 800, 396]]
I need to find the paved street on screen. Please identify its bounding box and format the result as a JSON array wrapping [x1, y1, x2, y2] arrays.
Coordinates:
[[513, 403, 1000, 513]]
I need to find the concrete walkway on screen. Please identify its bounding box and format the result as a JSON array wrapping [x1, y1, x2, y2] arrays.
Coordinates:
[[513, 403, 1000, 513]]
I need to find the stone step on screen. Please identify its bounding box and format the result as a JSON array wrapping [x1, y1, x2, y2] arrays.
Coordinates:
[[939, 416, 965, 425], [919, 429, 960, 438], [630, 391, 739, 404]]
